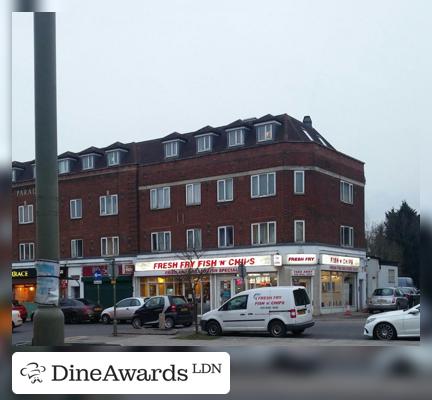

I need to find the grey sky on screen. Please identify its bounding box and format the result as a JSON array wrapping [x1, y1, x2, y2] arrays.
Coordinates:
[[12, 0, 428, 226]]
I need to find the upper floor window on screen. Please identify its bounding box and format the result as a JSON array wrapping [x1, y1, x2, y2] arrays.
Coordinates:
[[294, 220, 305, 243], [340, 226, 354, 247], [186, 183, 201, 205], [227, 129, 244, 147], [294, 170, 305, 194], [18, 204, 33, 224], [151, 231, 171, 252], [150, 187, 170, 210], [71, 239, 83, 258], [81, 154, 95, 170], [58, 159, 71, 174], [19, 242, 34, 261], [101, 236, 119, 256], [251, 172, 276, 198], [70, 199, 82, 219], [32, 164, 36, 179], [256, 124, 274, 142], [196, 135, 212, 153], [100, 194, 118, 216], [164, 141, 179, 158], [12, 169, 20, 182], [251, 221, 276, 246], [218, 225, 234, 248], [186, 228, 202, 250], [217, 178, 233, 202], [340, 181, 353, 204], [106, 150, 120, 166]]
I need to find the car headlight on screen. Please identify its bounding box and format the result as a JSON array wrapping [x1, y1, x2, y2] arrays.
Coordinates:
[[367, 317, 376, 324]]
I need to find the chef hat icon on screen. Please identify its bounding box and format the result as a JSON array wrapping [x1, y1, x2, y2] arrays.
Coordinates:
[[20, 362, 46, 383]]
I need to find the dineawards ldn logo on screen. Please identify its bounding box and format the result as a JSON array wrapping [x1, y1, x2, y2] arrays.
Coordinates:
[[12, 352, 230, 394], [20, 362, 47, 384]]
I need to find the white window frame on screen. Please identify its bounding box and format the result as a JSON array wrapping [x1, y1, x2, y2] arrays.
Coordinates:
[[196, 135, 212, 153], [251, 221, 276, 246], [217, 178, 233, 202], [12, 169, 18, 182], [99, 194, 118, 216], [227, 129, 244, 147], [70, 198, 82, 219], [340, 181, 354, 204], [32, 164, 36, 179], [58, 159, 71, 174], [164, 141, 179, 158], [81, 155, 95, 170], [294, 220, 305, 243], [340, 226, 354, 247], [186, 228, 202, 250], [294, 170, 305, 194], [218, 225, 234, 248], [151, 231, 171, 252], [71, 239, 83, 258], [186, 183, 201, 205], [18, 204, 33, 224], [150, 187, 171, 210], [256, 124, 274, 142], [19, 242, 34, 261], [106, 150, 120, 166], [101, 236, 119, 256], [251, 172, 276, 198]]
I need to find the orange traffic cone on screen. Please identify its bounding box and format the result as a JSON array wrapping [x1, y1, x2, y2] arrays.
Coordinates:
[[344, 303, 352, 317]]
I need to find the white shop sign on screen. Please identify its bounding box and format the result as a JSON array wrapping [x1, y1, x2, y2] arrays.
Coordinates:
[[286, 254, 317, 265], [321, 254, 360, 268], [135, 255, 273, 272], [290, 267, 316, 276]]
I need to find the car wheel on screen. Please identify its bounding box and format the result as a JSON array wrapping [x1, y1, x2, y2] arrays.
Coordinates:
[[206, 320, 221, 336], [269, 320, 286, 338], [164, 317, 175, 330], [374, 322, 397, 340], [132, 317, 142, 329], [101, 314, 111, 324]]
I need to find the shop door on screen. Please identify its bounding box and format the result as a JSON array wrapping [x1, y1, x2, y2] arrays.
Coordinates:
[[216, 276, 243, 308]]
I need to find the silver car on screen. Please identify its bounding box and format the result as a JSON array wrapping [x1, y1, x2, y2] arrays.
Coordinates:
[[368, 287, 408, 314], [101, 297, 149, 323]]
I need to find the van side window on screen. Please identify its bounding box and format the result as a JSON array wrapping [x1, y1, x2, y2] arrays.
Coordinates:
[[294, 289, 310, 306], [223, 295, 248, 311]]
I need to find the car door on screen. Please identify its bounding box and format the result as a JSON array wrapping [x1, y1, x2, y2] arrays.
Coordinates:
[[219, 295, 249, 331], [115, 299, 132, 319], [140, 297, 162, 324], [125, 298, 142, 319], [402, 306, 420, 336]]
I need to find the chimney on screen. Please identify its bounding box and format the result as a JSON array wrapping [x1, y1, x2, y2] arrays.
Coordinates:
[[303, 115, 312, 127]]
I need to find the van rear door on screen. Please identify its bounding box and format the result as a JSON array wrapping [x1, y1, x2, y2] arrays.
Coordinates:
[[293, 288, 312, 324]]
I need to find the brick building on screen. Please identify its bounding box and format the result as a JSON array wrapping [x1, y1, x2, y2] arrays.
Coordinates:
[[12, 113, 366, 315]]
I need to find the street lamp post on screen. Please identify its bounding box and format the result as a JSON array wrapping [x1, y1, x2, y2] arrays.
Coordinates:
[[105, 258, 118, 337]]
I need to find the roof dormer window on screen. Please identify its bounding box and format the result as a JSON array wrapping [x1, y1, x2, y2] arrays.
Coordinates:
[[196, 134, 213, 153], [81, 154, 96, 170], [227, 128, 245, 147], [106, 150, 120, 166], [32, 164, 36, 179], [11, 168, 23, 183], [256, 123, 274, 142], [164, 141, 179, 158], [58, 159, 72, 174]]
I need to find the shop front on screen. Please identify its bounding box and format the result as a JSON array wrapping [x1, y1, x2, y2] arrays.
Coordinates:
[[135, 254, 279, 315], [12, 267, 37, 303]]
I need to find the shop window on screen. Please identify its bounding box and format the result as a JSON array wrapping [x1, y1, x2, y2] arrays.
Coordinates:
[[218, 226, 234, 248], [18, 204, 33, 224], [151, 231, 171, 252], [100, 194, 118, 215], [217, 178, 233, 202], [294, 220, 305, 243], [251, 172, 276, 198], [247, 273, 278, 288], [101, 236, 119, 256], [70, 198, 82, 219], [71, 239, 83, 258], [186, 183, 201, 205], [340, 181, 353, 204], [340, 226, 354, 247], [186, 228, 202, 250], [321, 271, 343, 308], [19, 242, 34, 261], [294, 170, 305, 194], [150, 187, 170, 210], [251, 221, 276, 245], [13, 284, 36, 303]]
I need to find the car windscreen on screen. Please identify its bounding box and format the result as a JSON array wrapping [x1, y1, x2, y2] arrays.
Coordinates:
[[170, 297, 187, 305], [294, 289, 310, 306], [373, 288, 394, 296]]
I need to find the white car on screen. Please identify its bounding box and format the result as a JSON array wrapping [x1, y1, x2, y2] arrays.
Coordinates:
[[12, 309, 23, 330], [364, 304, 420, 340], [101, 297, 148, 324]]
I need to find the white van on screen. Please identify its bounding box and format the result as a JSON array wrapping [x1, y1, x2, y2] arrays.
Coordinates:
[[200, 286, 314, 337]]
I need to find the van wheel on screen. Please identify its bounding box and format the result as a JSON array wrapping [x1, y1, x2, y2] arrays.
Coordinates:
[[206, 320, 221, 336], [269, 320, 286, 338]]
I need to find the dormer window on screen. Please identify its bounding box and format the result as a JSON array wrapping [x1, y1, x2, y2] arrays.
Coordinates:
[[227, 128, 245, 147], [164, 141, 179, 158], [32, 164, 36, 179], [256, 124, 274, 142], [12, 169, 17, 182], [81, 154, 95, 170], [196, 134, 213, 153], [58, 159, 71, 174], [106, 150, 120, 166]]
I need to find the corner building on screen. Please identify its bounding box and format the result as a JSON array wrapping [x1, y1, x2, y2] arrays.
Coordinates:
[[12, 113, 366, 315]]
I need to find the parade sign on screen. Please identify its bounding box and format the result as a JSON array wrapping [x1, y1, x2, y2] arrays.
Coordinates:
[[321, 254, 360, 269], [286, 254, 318, 265]]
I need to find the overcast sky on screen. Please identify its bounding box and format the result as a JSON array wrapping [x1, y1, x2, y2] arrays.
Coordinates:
[[11, 0, 429, 226]]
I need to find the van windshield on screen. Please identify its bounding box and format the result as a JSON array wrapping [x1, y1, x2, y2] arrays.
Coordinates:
[[294, 289, 310, 306]]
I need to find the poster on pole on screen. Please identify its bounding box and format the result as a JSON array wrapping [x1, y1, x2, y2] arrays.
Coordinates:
[[35, 260, 60, 305]]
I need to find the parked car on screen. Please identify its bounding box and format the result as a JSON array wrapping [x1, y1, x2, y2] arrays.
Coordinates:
[[59, 298, 100, 323], [398, 287, 420, 308], [12, 309, 23, 330], [131, 295, 193, 329], [364, 304, 420, 340], [101, 297, 149, 324], [367, 287, 409, 313], [12, 300, 28, 322], [76, 298, 103, 321], [200, 286, 314, 337]]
